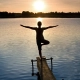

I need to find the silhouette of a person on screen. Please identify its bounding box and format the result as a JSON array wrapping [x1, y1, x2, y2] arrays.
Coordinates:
[[20, 21, 58, 58]]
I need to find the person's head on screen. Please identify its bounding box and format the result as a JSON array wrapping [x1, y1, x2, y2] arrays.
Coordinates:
[[37, 21, 42, 28]]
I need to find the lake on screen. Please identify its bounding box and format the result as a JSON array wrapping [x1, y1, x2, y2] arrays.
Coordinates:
[[0, 18, 80, 80]]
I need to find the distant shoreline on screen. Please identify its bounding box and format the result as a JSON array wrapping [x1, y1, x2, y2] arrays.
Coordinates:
[[0, 11, 80, 18], [0, 17, 80, 18]]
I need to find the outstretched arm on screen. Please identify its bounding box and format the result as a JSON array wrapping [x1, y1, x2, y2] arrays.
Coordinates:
[[44, 25, 58, 30], [20, 24, 36, 30]]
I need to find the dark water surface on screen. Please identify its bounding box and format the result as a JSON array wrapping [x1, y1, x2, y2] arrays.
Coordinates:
[[0, 18, 80, 80]]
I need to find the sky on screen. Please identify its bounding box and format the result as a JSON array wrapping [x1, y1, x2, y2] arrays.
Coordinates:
[[0, 0, 80, 13]]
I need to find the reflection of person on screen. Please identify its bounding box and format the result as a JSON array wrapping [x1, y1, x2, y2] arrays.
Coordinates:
[[20, 21, 58, 58]]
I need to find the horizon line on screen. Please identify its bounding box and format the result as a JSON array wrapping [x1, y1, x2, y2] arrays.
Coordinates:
[[0, 11, 80, 13]]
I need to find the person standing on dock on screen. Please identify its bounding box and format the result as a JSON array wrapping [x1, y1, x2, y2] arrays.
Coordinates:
[[20, 21, 58, 58]]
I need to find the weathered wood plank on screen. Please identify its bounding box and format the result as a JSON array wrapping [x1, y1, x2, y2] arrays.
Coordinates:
[[37, 57, 56, 80]]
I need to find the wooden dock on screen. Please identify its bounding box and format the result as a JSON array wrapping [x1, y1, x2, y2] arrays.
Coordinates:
[[37, 57, 56, 80]]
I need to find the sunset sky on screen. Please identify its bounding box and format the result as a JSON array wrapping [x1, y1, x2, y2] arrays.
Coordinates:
[[0, 0, 80, 13]]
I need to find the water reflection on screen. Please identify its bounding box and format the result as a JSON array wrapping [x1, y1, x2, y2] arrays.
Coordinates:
[[37, 17, 42, 22], [0, 18, 80, 80]]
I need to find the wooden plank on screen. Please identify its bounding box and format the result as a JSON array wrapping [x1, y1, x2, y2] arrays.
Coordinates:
[[37, 57, 56, 80]]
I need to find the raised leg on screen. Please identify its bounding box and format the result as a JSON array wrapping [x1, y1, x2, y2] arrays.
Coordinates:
[[41, 40, 50, 46]]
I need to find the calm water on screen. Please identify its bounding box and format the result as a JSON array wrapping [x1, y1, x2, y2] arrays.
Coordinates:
[[0, 18, 80, 80]]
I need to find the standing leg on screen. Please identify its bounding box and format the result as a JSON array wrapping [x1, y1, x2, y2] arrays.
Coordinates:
[[37, 40, 42, 58], [39, 42, 42, 58], [39, 49, 42, 58]]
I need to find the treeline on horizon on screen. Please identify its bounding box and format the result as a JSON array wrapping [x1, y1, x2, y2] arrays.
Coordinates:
[[0, 11, 80, 18]]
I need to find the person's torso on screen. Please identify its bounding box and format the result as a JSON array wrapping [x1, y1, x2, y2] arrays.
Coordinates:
[[36, 28, 44, 40]]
